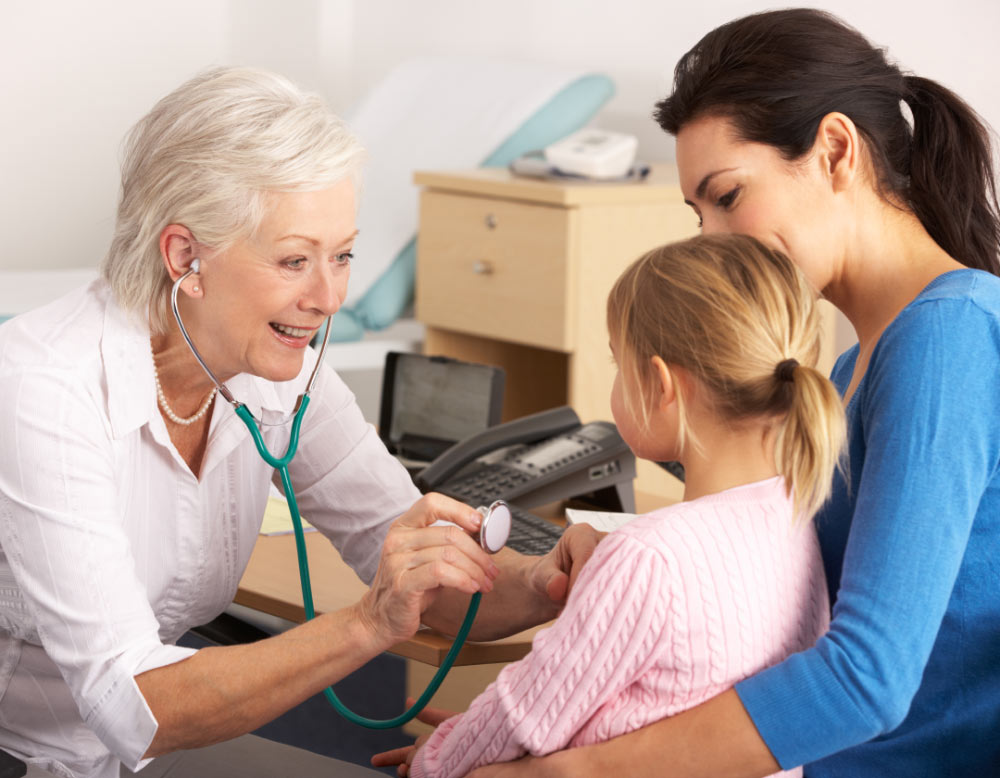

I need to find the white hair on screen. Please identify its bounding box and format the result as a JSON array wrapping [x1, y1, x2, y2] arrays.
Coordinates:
[[102, 66, 366, 334]]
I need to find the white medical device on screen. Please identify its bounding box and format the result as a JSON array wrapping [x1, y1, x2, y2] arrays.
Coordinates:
[[543, 129, 639, 179]]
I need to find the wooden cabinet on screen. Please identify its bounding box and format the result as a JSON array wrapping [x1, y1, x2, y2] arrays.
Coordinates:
[[414, 167, 696, 500], [417, 190, 575, 351], [413, 167, 836, 500]]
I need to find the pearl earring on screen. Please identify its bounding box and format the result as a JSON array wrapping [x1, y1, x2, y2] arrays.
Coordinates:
[[192, 285, 200, 293]]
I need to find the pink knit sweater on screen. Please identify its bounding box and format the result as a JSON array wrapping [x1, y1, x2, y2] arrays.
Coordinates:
[[410, 477, 829, 778]]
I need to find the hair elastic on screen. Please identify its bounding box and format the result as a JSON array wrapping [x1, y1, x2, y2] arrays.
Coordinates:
[[776, 359, 799, 382]]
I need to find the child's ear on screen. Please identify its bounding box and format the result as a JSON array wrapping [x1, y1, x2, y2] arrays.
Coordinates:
[[649, 356, 677, 410]]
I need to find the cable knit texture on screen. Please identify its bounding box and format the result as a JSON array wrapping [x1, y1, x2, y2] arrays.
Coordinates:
[[410, 476, 828, 778]]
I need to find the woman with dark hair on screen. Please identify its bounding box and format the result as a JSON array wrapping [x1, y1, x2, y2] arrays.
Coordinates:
[[460, 9, 1000, 778]]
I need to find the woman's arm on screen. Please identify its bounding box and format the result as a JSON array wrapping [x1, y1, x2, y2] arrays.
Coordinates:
[[140, 521, 601, 760], [734, 297, 1000, 766], [0, 359, 499, 765], [465, 690, 776, 778], [466, 294, 1000, 777], [473, 295, 1000, 777], [137, 491, 497, 757], [136, 602, 379, 756]]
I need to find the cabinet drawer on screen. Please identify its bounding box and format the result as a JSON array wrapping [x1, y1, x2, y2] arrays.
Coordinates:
[[416, 191, 574, 351]]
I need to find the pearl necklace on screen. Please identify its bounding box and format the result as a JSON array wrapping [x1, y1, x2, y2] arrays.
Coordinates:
[[150, 343, 216, 426]]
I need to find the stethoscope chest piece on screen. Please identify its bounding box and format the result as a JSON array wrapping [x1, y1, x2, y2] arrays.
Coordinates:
[[477, 500, 512, 554]]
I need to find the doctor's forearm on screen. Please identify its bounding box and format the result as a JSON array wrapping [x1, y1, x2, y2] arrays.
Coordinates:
[[422, 549, 559, 641], [136, 604, 384, 757]]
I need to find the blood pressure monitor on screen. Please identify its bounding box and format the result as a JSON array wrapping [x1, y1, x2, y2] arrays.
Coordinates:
[[543, 129, 638, 179]]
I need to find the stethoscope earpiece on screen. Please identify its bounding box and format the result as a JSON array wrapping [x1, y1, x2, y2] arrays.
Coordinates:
[[168, 261, 331, 417]]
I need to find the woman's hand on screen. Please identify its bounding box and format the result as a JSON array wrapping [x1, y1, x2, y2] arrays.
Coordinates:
[[371, 699, 458, 776], [356, 493, 501, 651], [528, 522, 606, 606]]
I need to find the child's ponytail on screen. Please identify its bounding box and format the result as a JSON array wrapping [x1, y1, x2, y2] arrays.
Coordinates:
[[772, 361, 847, 520], [608, 234, 846, 520]]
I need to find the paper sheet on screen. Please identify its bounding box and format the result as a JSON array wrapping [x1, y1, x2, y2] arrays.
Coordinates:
[[259, 495, 316, 536], [564, 507, 638, 533]]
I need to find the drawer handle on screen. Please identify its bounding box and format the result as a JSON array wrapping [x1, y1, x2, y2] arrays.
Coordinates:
[[472, 260, 495, 275], [485, 213, 498, 229]]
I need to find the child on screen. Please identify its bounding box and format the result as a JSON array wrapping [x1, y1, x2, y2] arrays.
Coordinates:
[[383, 234, 845, 778]]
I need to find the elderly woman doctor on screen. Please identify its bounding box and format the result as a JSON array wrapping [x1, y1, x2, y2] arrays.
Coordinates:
[[0, 67, 594, 778]]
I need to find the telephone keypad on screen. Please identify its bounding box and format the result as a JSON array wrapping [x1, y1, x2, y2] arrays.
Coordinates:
[[424, 419, 632, 555]]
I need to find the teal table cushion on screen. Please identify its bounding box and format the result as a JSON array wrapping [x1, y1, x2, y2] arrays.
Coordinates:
[[334, 74, 615, 342], [483, 74, 616, 168]]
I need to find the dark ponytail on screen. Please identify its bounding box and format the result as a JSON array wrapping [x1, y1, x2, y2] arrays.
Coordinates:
[[904, 76, 1000, 274], [655, 8, 1000, 275]]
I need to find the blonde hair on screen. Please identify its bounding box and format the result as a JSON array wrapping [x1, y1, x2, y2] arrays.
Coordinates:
[[102, 66, 366, 334], [607, 234, 845, 519]]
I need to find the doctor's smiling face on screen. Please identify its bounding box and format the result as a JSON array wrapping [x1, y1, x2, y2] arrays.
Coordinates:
[[675, 114, 845, 295], [176, 178, 357, 383]]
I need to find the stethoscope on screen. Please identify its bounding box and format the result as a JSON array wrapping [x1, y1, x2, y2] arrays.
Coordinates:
[[169, 259, 511, 729]]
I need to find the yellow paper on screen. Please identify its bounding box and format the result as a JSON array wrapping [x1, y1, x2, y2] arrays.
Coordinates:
[[259, 495, 316, 536]]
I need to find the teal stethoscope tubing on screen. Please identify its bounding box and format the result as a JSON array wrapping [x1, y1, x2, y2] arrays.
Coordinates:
[[169, 261, 481, 729], [236, 401, 481, 729]]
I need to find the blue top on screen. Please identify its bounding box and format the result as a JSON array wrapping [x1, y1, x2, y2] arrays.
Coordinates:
[[735, 269, 1000, 776]]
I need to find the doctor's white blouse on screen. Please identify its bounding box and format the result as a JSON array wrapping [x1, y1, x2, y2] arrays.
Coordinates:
[[0, 281, 419, 778]]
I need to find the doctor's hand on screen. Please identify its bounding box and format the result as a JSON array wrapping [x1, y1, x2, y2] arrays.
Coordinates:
[[529, 522, 605, 607], [356, 493, 500, 652]]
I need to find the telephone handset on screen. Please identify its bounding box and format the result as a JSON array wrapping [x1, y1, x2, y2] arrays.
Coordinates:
[[416, 406, 637, 516], [417, 406, 579, 491]]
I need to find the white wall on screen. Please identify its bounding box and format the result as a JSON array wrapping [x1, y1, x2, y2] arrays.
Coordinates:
[[1, 2, 228, 272], [347, 0, 1000, 164], [0, 0, 350, 273], [2, 0, 997, 276]]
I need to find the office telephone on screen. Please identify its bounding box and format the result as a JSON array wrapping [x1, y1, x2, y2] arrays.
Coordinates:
[[416, 406, 636, 554], [0, 749, 24, 778]]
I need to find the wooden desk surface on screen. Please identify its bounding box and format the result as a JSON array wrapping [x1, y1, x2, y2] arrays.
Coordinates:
[[235, 492, 672, 667]]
